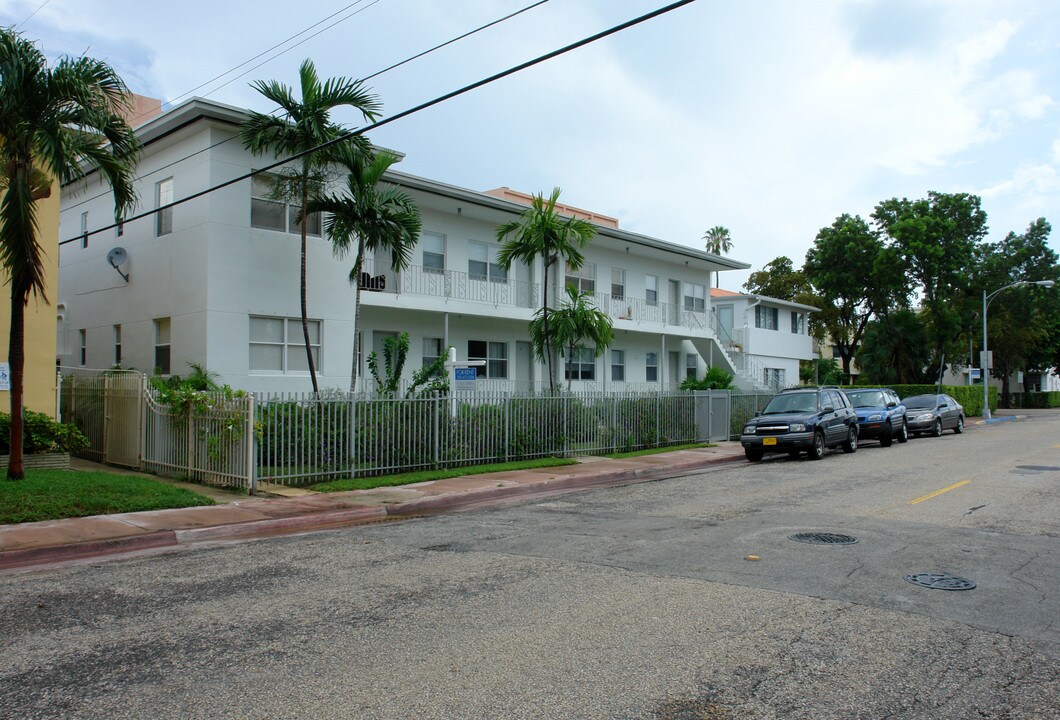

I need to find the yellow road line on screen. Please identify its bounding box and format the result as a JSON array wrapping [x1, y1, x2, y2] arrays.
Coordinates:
[[908, 480, 970, 505]]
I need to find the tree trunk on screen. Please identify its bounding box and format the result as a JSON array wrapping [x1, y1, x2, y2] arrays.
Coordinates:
[[6, 284, 26, 480], [299, 187, 319, 394], [349, 246, 365, 392], [542, 258, 553, 393]]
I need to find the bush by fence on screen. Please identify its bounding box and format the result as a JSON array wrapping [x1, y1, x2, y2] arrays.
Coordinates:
[[1011, 391, 1060, 408]]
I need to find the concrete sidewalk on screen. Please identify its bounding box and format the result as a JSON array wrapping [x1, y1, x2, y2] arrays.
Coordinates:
[[0, 443, 746, 572]]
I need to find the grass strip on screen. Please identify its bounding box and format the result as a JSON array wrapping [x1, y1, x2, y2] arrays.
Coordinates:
[[0, 469, 216, 524], [310, 457, 577, 493], [603, 442, 715, 459]]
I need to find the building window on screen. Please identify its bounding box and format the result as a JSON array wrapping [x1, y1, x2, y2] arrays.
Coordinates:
[[831, 346, 841, 360], [763, 368, 786, 388], [156, 178, 173, 237], [249, 316, 321, 373], [80, 211, 88, 248], [791, 312, 806, 334], [566, 263, 595, 293], [250, 174, 321, 236], [683, 282, 706, 312], [113, 325, 122, 366], [79, 329, 86, 366], [565, 347, 595, 381], [154, 318, 171, 374], [468, 241, 507, 283], [645, 275, 658, 305], [646, 352, 658, 383], [611, 349, 625, 382], [468, 340, 507, 379], [611, 268, 625, 299], [755, 305, 779, 330], [686, 353, 697, 380], [423, 337, 444, 375], [421, 232, 445, 274]]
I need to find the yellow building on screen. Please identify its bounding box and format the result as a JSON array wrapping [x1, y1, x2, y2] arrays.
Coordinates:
[[0, 177, 59, 418]]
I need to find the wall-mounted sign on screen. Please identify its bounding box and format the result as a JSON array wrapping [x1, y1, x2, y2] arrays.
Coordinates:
[[0, 362, 9, 391]]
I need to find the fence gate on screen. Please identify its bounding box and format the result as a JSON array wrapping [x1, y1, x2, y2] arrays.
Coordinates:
[[59, 369, 144, 468], [693, 390, 731, 442]]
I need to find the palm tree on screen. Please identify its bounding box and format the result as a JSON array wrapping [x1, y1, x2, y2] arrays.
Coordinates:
[[0, 29, 139, 480], [542, 286, 615, 391], [497, 188, 596, 392], [703, 225, 733, 288], [241, 59, 380, 393], [307, 145, 421, 391]]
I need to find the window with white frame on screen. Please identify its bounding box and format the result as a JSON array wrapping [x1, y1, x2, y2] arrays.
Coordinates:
[[113, 325, 122, 366], [686, 353, 697, 379], [565, 347, 595, 381], [250, 174, 321, 236], [249, 316, 321, 373], [755, 305, 779, 330], [79, 329, 86, 366], [646, 352, 658, 382], [468, 241, 508, 283], [468, 340, 507, 378], [645, 275, 658, 305], [566, 262, 595, 293], [611, 349, 625, 381], [763, 368, 786, 388], [423, 337, 444, 375], [791, 311, 806, 334], [611, 268, 625, 299], [154, 318, 171, 374], [156, 178, 173, 236], [683, 282, 706, 312], [421, 232, 445, 274], [80, 211, 88, 248]]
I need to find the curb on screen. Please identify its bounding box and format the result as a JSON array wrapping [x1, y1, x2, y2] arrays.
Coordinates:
[[0, 530, 178, 571], [173, 505, 387, 543]]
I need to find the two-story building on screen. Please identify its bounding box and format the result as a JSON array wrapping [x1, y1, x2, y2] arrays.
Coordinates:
[[57, 98, 795, 393]]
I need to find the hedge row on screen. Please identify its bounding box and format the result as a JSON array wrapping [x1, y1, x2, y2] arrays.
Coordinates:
[[1011, 391, 1060, 409], [844, 384, 997, 417]]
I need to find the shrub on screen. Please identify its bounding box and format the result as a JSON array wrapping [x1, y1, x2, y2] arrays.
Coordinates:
[[1014, 391, 1060, 408], [0, 410, 89, 455], [681, 366, 735, 391]]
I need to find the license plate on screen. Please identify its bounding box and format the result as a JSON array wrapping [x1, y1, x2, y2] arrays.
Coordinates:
[[763, 437, 777, 446]]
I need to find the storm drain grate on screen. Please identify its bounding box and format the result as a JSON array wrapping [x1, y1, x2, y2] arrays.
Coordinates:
[[788, 532, 858, 545], [905, 573, 976, 591]]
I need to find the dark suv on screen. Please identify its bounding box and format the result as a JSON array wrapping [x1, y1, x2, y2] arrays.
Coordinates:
[[741, 387, 858, 461]]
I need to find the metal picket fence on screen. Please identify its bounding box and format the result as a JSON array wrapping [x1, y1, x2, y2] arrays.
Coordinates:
[[728, 391, 773, 439]]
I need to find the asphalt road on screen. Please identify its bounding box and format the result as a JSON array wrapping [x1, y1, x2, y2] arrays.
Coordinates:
[[1, 412, 1058, 719]]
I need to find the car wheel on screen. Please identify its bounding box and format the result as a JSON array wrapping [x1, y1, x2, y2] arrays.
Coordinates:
[[880, 422, 893, 447], [745, 448, 763, 462], [808, 431, 825, 460], [897, 421, 908, 444], [954, 415, 964, 434], [842, 426, 858, 454], [932, 418, 943, 437]]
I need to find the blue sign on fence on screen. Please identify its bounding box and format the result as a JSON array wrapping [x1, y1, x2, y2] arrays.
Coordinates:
[[970, 368, 981, 381], [454, 367, 477, 382]]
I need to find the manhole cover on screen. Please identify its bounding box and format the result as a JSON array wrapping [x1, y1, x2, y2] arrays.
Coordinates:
[[905, 573, 976, 591], [1015, 465, 1060, 472], [788, 532, 858, 545]]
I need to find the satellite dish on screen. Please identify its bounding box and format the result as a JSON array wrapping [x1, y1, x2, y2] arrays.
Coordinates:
[[106, 247, 130, 282]]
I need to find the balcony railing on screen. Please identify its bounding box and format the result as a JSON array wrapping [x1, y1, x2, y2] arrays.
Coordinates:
[[360, 260, 539, 309]]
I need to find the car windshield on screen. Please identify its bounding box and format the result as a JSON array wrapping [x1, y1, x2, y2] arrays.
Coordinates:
[[762, 393, 818, 414], [846, 390, 884, 408], [904, 394, 936, 409]]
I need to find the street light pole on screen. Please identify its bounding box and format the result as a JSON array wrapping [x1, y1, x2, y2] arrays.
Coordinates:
[[982, 279, 1056, 420]]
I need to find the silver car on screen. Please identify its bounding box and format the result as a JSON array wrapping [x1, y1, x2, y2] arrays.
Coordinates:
[[903, 394, 965, 437]]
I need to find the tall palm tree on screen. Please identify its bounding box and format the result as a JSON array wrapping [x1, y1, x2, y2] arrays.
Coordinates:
[[241, 59, 380, 393], [497, 188, 596, 392], [0, 29, 139, 480], [703, 225, 733, 288], [307, 145, 421, 391], [543, 286, 615, 391]]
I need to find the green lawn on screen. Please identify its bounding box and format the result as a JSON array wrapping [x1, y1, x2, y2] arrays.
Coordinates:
[[311, 457, 578, 493], [0, 469, 216, 524], [603, 442, 715, 459]]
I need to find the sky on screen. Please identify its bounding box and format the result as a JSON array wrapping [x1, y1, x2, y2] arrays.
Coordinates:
[[3, 0, 1058, 289]]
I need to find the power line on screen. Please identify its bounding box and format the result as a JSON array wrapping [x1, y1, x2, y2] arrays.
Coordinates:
[[62, 0, 696, 248], [16, 0, 52, 29], [62, 0, 552, 215]]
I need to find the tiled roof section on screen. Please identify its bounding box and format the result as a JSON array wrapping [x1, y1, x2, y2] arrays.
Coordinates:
[[482, 187, 620, 229], [710, 288, 744, 297]]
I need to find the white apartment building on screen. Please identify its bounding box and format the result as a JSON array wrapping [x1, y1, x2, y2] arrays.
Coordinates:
[[56, 98, 806, 394]]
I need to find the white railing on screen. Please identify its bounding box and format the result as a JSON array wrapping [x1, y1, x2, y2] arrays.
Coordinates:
[[361, 259, 539, 309]]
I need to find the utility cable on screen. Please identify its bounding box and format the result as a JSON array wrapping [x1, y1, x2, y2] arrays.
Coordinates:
[[62, 0, 696, 248], [61, 0, 551, 215], [16, 0, 52, 29]]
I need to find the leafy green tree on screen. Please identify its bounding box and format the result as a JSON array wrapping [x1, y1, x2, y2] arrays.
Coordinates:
[[0, 30, 140, 480], [873, 192, 987, 377], [308, 145, 421, 391], [742, 256, 809, 301], [497, 188, 596, 392], [703, 225, 732, 255], [799, 357, 844, 386], [855, 309, 932, 385], [803, 214, 906, 376], [537, 286, 615, 391], [366, 332, 449, 397], [241, 59, 381, 393]]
